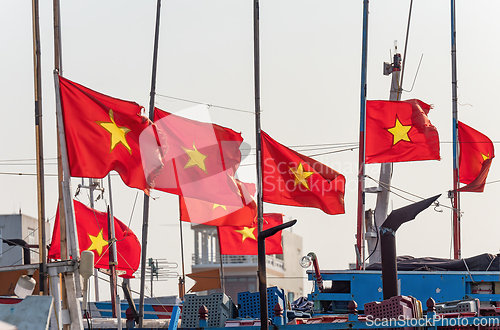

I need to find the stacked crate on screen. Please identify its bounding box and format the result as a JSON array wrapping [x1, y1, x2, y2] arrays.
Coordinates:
[[237, 287, 286, 321], [364, 295, 418, 330], [180, 293, 235, 328]]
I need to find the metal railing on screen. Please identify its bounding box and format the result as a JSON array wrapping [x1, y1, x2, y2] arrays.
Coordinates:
[[192, 254, 284, 270]]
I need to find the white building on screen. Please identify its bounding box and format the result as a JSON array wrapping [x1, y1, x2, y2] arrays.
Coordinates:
[[191, 223, 304, 304], [0, 213, 49, 266]]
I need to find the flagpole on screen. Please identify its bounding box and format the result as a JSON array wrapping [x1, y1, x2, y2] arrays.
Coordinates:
[[178, 215, 186, 299], [52, 0, 74, 326], [217, 233, 225, 294], [139, 0, 161, 326], [450, 0, 461, 259], [252, 0, 268, 329], [31, 0, 47, 294], [356, 0, 369, 270], [54, 71, 85, 330], [107, 175, 119, 320]]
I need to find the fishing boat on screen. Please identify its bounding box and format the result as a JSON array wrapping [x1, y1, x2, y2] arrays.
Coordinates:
[[2, 0, 500, 329]]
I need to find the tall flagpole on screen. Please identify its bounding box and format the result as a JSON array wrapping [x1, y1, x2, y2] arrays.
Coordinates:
[[31, 0, 47, 294], [139, 0, 161, 326], [252, 1, 268, 330], [450, 0, 461, 259], [107, 175, 119, 324], [356, 0, 369, 270]]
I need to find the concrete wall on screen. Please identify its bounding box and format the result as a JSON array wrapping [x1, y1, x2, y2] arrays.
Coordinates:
[[268, 230, 304, 303], [0, 214, 51, 266]]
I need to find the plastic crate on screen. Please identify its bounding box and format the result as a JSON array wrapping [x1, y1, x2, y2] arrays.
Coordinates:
[[364, 295, 416, 320], [364, 295, 417, 330], [436, 299, 479, 314], [237, 287, 286, 321], [180, 292, 234, 328]]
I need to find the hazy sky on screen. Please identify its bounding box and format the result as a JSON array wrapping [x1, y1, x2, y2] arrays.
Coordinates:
[[1, 0, 500, 301]]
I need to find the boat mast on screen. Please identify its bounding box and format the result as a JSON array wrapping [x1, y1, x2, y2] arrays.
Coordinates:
[[31, 0, 47, 294], [356, 0, 369, 270], [450, 0, 461, 259], [252, 0, 268, 329], [139, 0, 161, 326], [372, 45, 401, 262]]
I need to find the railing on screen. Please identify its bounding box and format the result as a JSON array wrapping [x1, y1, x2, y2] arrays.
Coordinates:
[[192, 254, 284, 270]]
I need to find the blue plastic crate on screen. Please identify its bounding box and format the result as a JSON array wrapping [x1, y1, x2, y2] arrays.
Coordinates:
[[237, 287, 286, 322]]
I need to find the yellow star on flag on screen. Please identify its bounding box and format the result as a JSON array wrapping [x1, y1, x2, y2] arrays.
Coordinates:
[[482, 153, 490, 161], [235, 227, 257, 242], [387, 117, 412, 145], [213, 204, 227, 210], [289, 163, 314, 190], [97, 110, 132, 154], [87, 229, 108, 256], [182, 143, 207, 173]]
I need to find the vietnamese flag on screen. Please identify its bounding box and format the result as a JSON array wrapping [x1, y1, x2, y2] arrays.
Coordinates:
[[261, 131, 345, 215], [457, 121, 494, 192], [180, 180, 257, 226], [58, 76, 149, 192], [48, 200, 141, 278], [218, 213, 283, 255], [365, 99, 440, 164], [139, 107, 249, 207]]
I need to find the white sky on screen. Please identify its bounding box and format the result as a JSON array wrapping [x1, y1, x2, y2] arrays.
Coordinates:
[[1, 0, 500, 301]]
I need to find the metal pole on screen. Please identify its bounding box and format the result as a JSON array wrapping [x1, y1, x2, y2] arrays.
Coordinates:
[[371, 52, 400, 264], [217, 233, 225, 293], [89, 179, 100, 301], [139, 0, 161, 326], [107, 175, 118, 318], [450, 0, 461, 259], [252, 1, 267, 329], [31, 0, 47, 295], [178, 216, 186, 299], [356, 0, 369, 270]]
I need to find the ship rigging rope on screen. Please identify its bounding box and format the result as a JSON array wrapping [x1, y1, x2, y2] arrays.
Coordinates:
[[365, 174, 457, 213], [155, 94, 255, 114]]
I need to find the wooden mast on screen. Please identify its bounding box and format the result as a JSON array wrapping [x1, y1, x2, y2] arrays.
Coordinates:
[[450, 0, 461, 259], [31, 0, 47, 295]]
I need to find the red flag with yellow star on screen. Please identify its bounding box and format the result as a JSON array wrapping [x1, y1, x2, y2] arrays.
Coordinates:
[[457, 121, 494, 192], [217, 213, 283, 255], [58, 76, 149, 192], [179, 180, 257, 226], [139, 107, 249, 206], [261, 131, 345, 215], [48, 200, 141, 278], [365, 99, 440, 164]]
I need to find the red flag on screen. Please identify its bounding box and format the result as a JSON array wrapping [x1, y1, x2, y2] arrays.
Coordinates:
[[218, 213, 283, 255], [261, 131, 345, 215], [180, 181, 257, 226], [139, 108, 249, 207], [365, 99, 440, 164], [457, 121, 494, 192], [48, 200, 141, 278], [59, 76, 149, 192]]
